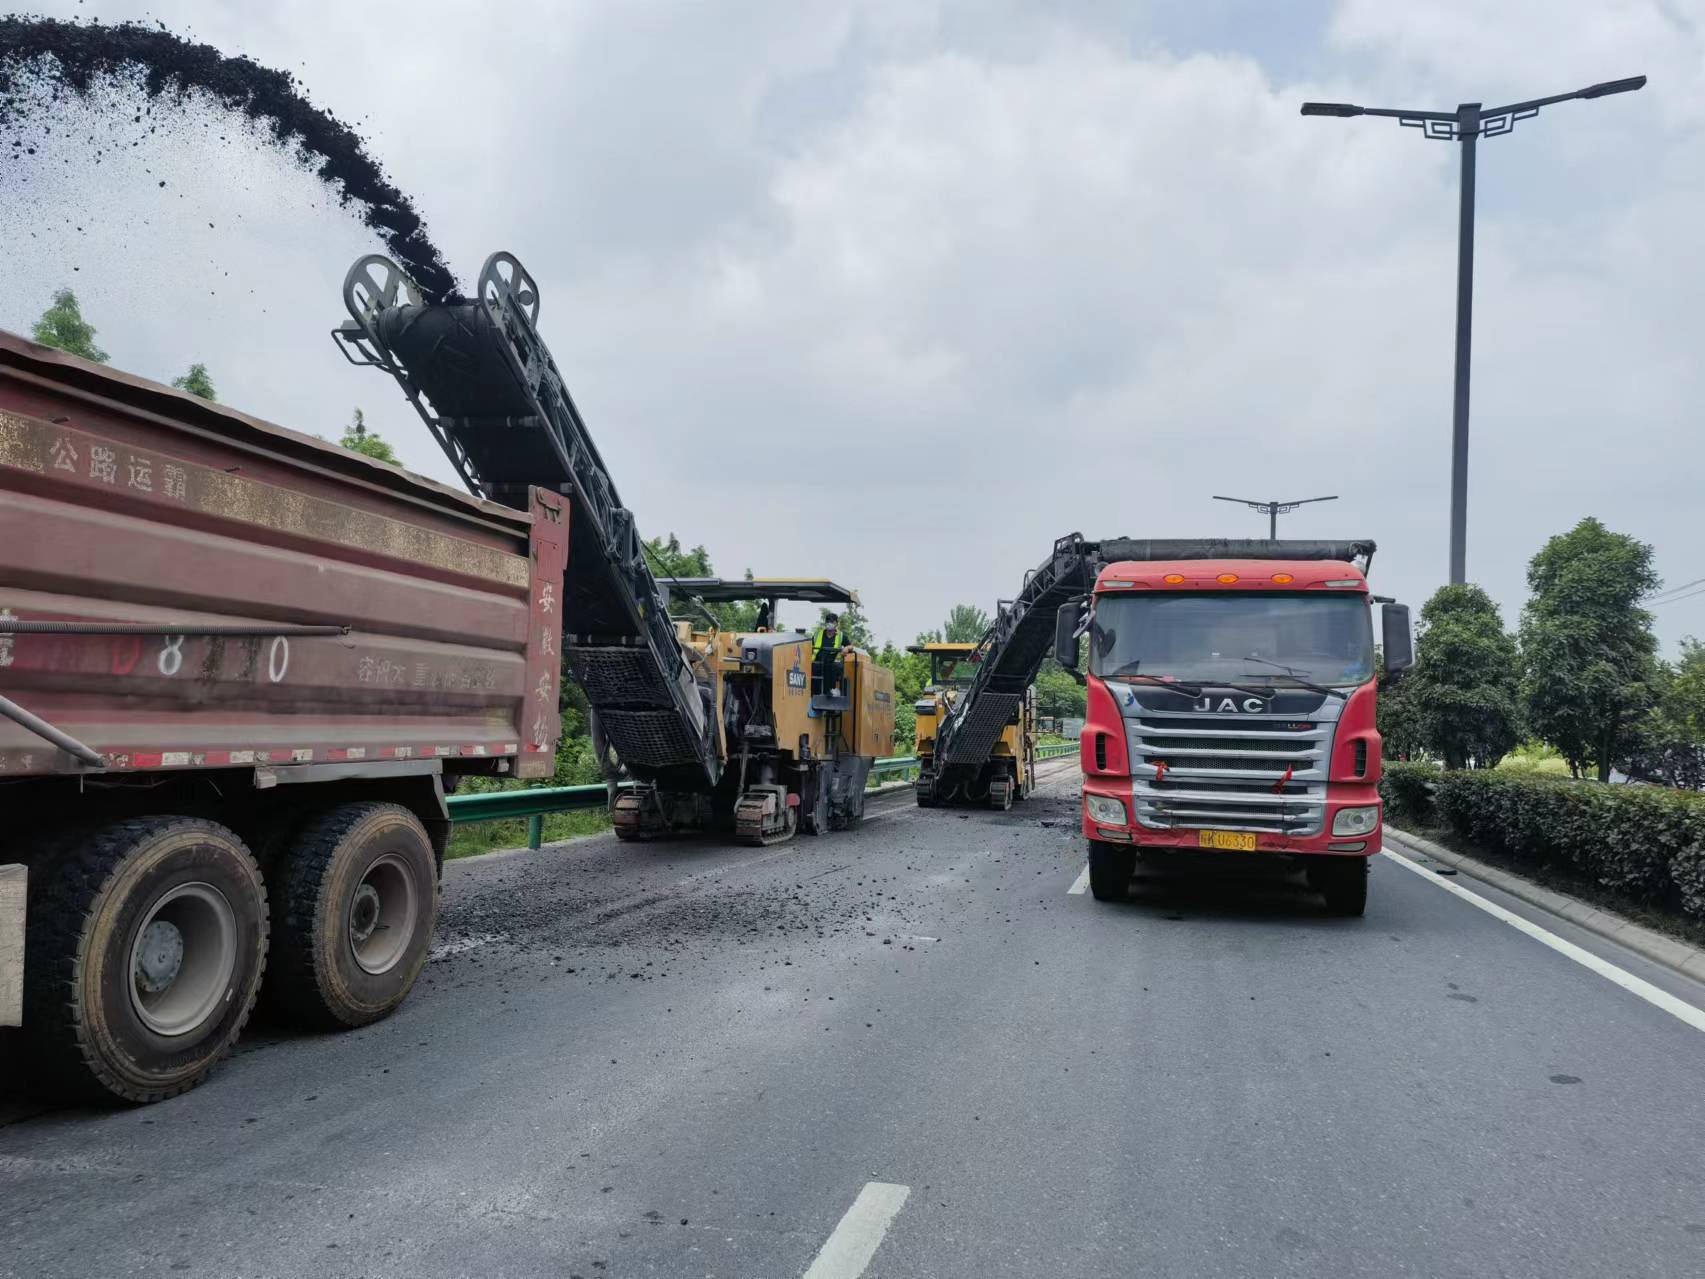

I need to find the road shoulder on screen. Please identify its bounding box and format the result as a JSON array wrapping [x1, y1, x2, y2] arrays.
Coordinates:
[[1384, 827, 1705, 984]]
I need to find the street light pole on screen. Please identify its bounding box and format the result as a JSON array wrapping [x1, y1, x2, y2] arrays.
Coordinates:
[[1213, 494, 1338, 542], [1301, 76, 1645, 585], [1450, 102, 1478, 587]]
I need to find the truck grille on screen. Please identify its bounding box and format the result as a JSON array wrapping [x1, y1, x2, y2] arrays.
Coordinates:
[[1128, 712, 1329, 837]]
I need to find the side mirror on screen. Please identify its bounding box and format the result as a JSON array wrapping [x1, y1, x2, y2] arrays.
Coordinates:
[[1382, 603, 1414, 680], [1054, 602, 1082, 669]]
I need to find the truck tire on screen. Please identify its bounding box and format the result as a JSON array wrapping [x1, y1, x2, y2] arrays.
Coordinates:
[[1312, 857, 1368, 917], [22, 817, 268, 1103], [1087, 840, 1135, 903], [268, 803, 437, 1030]]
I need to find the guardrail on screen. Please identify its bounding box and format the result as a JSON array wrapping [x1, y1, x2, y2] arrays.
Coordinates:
[[447, 743, 1081, 849], [446, 783, 606, 850]]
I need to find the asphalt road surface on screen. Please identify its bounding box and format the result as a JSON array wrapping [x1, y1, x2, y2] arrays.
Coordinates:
[[4, 759, 1705, 1279]]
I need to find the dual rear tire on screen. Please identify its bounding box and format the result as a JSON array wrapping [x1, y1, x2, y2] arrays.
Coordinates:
[[21, 802, 436, 1103]]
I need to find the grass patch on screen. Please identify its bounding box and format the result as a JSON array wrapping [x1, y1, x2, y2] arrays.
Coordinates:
[[446, 808, 611, 860]]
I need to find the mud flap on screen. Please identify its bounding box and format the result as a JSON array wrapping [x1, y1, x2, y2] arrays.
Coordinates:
[[0, 864, 21, 1028]]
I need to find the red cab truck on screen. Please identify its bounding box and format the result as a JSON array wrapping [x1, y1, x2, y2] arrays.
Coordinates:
[[0, 332, 566, 1102], [1052, 540, 1413, 915]]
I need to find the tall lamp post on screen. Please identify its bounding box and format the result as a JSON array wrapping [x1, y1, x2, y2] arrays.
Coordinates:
[[1300, 76, 1644, 585], [1214, 493, 1338, 542]]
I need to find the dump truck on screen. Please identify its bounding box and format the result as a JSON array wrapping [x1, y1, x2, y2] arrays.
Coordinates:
[[1052, 539, 1413, 915], [0, 330, 565, 1102], [335, 252, 895, 844], [910, 642, 1037, 808]]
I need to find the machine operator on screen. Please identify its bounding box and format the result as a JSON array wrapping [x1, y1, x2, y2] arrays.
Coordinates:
[[812, 612, 845, 701]]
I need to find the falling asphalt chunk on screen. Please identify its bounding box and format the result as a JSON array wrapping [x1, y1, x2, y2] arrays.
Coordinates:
[[0, 14, 461, 300]]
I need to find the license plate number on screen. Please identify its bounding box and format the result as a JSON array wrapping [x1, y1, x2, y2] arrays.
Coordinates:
[[1197, 830, 1256, 852]]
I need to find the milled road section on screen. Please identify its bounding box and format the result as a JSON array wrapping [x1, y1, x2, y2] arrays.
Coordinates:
[[4, 760, 1705, 1278]]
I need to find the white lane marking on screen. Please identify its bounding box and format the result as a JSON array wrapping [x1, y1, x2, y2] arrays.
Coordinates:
[[1382, 847, 1705, 1034], [1068, 865, 1090, 895], [801, 1181, 911, 1279]]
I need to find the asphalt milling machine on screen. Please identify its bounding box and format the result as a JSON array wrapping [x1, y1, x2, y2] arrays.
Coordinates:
[[334, 252, 894, 846], [914, 534, 1100, 809]]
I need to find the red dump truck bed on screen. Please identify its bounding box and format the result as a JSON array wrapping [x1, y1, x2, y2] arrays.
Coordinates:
[[0, 332, 565, 778], [0, 331, 566, 1101]]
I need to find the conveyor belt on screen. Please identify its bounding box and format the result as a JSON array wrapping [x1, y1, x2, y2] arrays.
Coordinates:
[[334, 251, 718, 790]]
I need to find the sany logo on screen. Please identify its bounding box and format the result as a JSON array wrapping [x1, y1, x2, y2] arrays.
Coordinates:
[[1196, 695, 1267, 714]]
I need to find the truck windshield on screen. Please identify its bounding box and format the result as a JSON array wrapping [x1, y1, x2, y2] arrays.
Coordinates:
[[1089, 591, 1374, 687]]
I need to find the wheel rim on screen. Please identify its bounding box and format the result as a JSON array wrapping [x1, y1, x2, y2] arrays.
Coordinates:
[[348, 852, 418, 975], [128, 882, 238, 1037]]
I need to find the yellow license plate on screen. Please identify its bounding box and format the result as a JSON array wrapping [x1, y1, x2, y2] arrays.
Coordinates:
[[1197, 830, 1256, 852]]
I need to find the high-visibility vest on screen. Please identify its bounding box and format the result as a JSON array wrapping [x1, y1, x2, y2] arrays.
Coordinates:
[[812, 627, 844, 656]]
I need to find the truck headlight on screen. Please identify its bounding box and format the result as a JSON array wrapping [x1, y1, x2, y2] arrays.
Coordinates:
[[1086, 794, 1127, 825], [1331, 805, 1379, 837]]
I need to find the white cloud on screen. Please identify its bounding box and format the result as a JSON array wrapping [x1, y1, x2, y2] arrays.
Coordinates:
[[4, 0, 1702, 650]]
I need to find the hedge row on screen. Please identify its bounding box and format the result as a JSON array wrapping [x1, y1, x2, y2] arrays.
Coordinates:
[[1380, 760, 1705, 922]]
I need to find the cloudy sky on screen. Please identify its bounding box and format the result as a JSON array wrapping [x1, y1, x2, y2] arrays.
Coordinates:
[[3, 0, 1700, 651]]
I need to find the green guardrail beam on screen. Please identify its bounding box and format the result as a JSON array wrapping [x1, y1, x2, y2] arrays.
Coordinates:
[[448, 746, 1080, 850]]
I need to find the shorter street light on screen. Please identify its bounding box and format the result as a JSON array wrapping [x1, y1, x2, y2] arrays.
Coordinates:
[[1213, 494, 1338, 542]]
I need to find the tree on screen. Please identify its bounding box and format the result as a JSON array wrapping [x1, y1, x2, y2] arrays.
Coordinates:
[[171, 363, 217, 401], [1519, 518, 1659, 781], [1401, 584, 1522, 770], [1034, 659, 1086, 719], [31, 288, 107, 363], [942, 604, 991, 644], [643, 535, 757, 630], [1375, 675, 1426, 761], [340, 408, 399, 465], [1619, 638, 1705, 788]]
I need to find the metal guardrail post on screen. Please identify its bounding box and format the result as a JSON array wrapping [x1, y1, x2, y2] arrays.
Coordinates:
[[527, 814, 543, 851]]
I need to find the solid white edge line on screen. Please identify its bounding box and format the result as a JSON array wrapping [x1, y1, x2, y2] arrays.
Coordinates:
[[801, 1181, 912, 1279], [1382, 847, 1705, 1034], [1068, 865, 1091, 895]]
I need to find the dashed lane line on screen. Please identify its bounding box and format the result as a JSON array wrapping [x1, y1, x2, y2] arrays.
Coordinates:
[[801, 1181, 912, 1279], [1067, 865, 1090, 895]]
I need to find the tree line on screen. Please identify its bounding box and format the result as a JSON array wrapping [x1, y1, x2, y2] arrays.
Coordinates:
[[1380, 516, 1701, 786]]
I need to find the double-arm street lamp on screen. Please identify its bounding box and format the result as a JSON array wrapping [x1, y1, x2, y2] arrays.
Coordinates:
[[1301, 76, 1645, 585], [1214, 493, 1338, 542]]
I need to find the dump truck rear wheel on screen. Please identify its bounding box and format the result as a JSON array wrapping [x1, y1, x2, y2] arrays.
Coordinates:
[[22, 817, 268, 1103], [1087, 840, 1135, 903], [267, 803, 437, 1030]]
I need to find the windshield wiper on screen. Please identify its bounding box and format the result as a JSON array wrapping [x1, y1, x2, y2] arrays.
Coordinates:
[[1106, 662, 1202, 698], [1241, 654, 1347, 699]]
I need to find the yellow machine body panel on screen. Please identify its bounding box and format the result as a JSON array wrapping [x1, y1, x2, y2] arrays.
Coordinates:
[[846, 651, 898, 759]]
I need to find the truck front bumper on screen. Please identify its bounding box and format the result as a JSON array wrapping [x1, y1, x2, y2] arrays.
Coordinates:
[[1080, 782, 1380, 857]]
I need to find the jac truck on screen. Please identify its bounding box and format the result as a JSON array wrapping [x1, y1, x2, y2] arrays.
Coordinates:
[[1052, 539, 1413, 916], [0, 330, 566, 1102]]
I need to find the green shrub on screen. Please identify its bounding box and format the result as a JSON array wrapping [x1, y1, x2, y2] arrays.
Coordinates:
[[1385, 762, 1705, 920], [1380, 760, 1440, 825]]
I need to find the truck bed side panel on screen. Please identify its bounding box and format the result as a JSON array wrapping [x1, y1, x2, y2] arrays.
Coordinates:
[[0, 333, 558, 778]]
